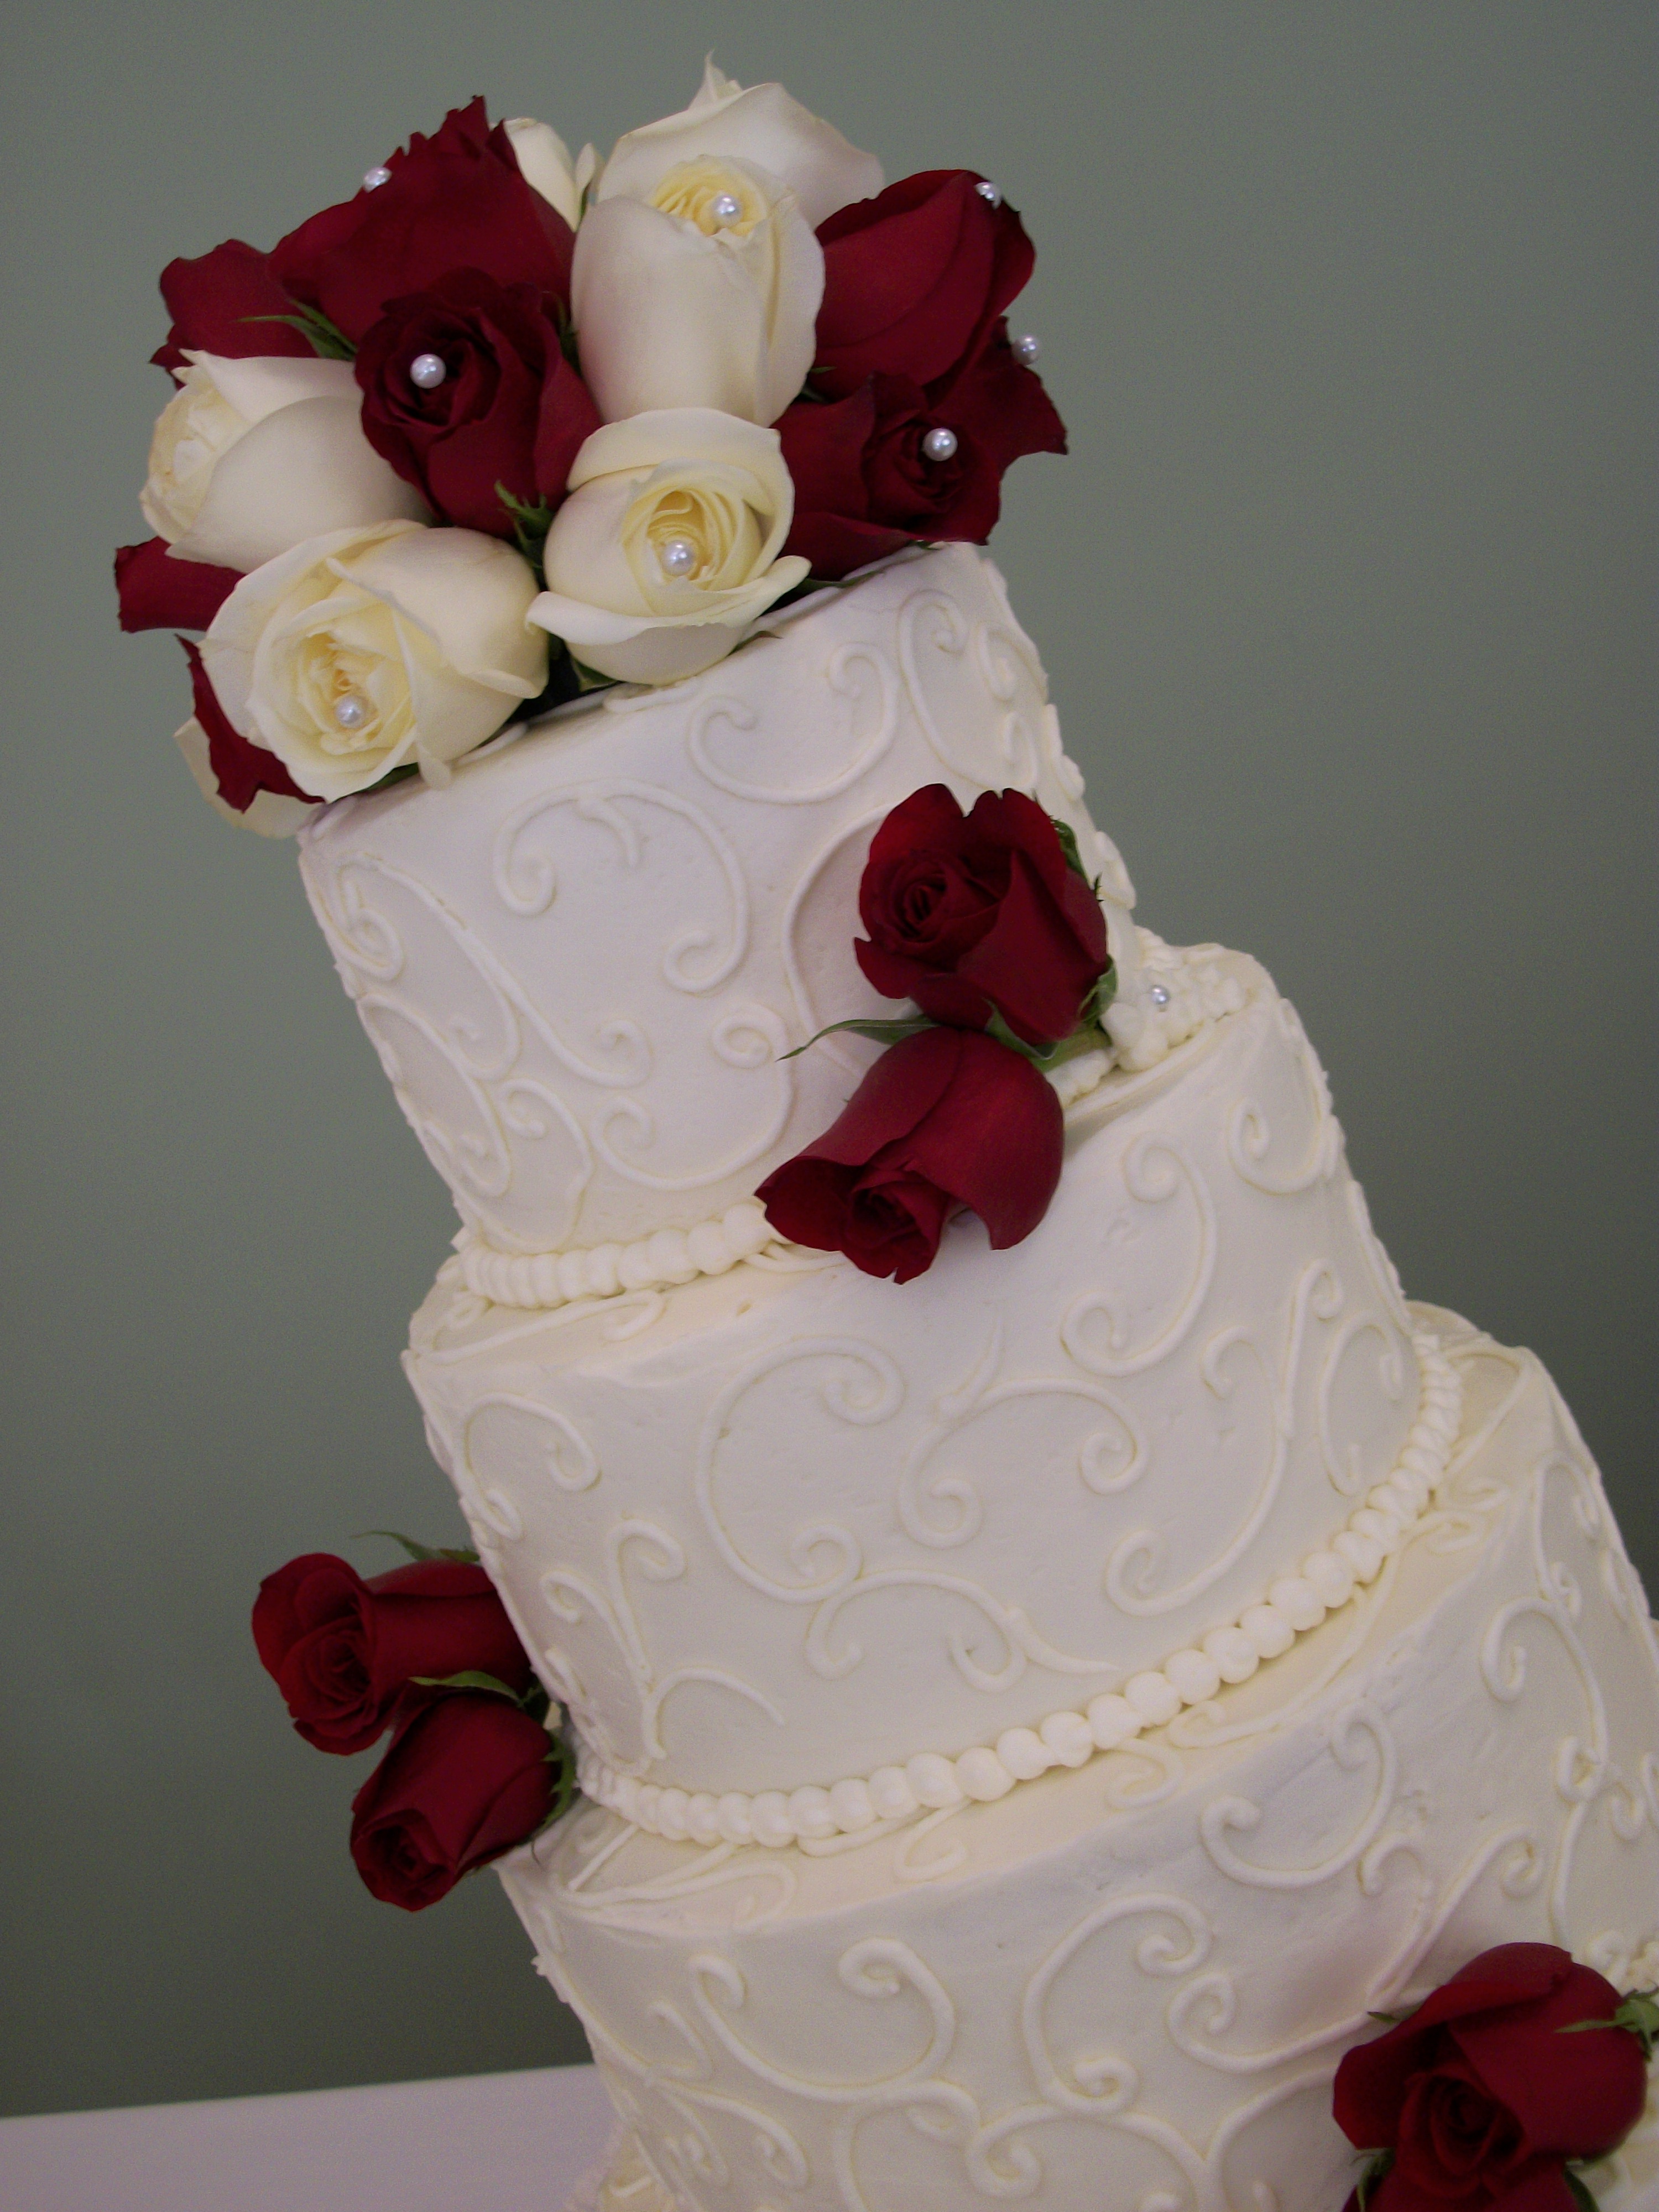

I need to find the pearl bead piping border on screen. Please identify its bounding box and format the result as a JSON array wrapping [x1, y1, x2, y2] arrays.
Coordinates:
[[456, 1200, 778, 1311], [453, 947, 1249, 1313], [572, 1331, 1463, 1852]]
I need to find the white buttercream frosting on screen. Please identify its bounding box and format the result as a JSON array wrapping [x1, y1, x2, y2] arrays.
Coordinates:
[[503, 1327, 1659, 2212]]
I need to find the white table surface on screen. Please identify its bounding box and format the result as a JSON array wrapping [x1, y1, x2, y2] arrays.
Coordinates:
[[1, 2060, 618, 2212]]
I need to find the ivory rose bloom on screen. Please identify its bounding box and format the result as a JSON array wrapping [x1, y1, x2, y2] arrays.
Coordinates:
[[504, 117, 597, 229], [202, 521, 546, 800], [571, 64, 882, 426], [143, 352, 428, 573], [599, 60, 881, 229], [529, 409, 808, 686]]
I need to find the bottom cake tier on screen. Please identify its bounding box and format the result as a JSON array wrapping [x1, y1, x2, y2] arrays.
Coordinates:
[[499, 1313, 1659, 2212]]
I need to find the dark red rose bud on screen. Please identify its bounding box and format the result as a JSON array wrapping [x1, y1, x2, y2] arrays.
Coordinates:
[[354, 270, 599, 534], [270, 99, 575, 346], [780, 334, 1066, 581], [813, 170, 1036, 401], [349, 1693, 554, 1911], [252, 1551, 534, 1755], [115, 539, 241, 634], [855, 785, 1109, 1048], [1334, 1944, 1650, 2212], [150, 239, 312, 376], [179, 638, 316, 815], [758, 1025, 1063, 1282]]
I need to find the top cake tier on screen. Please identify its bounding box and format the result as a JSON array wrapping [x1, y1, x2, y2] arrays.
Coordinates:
[[298, 546, 1137, 1261]]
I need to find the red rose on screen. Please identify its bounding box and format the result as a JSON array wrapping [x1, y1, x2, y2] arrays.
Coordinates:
[[779, 336, 1066, 579], [1334, 1943, 1650, 2212], [854, 785, 1109, 1047], [349, 1693, 555, 1911], [269, 100, 575, 347], [812, 171, 1035, 401], [353, 270, 599, 535], [114, 538, 241, 634], [757, 1025, 1063, 1282], [252, 1551, 534, 1755], [178, 638, 315, 815], [150, 238, 312, 375]]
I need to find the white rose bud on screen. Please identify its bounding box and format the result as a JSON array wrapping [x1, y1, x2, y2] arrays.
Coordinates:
[[571, 63, 880, 427], [573, 156, 822, 427], [504, 116, 598, 229], [202, 521, 547, 801], [530, 409, 809, 686], [142, 352, 428, 573], [601, 59, 881, 228]]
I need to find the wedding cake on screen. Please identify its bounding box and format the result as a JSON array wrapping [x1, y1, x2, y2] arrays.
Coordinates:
[[118, 64, 1657, 2212]]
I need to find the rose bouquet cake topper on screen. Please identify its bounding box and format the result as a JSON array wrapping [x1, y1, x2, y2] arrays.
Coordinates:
[[117, 63, 1063, 835]]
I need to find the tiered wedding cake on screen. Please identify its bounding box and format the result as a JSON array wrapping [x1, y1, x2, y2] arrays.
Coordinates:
[[298, 542, 1659, 2211], [118, 61, 1657, 2212]]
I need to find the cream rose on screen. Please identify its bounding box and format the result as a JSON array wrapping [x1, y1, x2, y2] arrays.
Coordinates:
[[599, 60, 881, 229], [573, 155, 821, 426], [529, 409, 809, 686], [571, 63, 880, 426], [504, 116, 599, 228], [201, 521, 547, 801], [142, 352, 428, 573]]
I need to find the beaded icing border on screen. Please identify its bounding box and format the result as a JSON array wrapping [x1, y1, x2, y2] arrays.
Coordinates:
[[572, 1331, 1463, 1850]]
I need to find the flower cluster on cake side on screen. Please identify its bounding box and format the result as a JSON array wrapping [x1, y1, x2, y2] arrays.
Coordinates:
[[116, 62, 1063, 835]]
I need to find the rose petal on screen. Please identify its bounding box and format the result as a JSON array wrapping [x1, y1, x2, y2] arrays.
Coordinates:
[[115, 538, 240, 633], [170, 397, 431, 572]]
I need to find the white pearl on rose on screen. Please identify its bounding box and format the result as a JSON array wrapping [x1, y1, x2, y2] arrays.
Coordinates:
[[710, 191, 743, 222], [922, 426, 959, 463], [658, 536, 699, 577], [1148, 982, 1171, 1008], [975, 180, 1002, 207], [363, 165, 392, 191], [1013, 332, 1042, 366], [332, 692, 372, 732], [409, 352, 448, 391]]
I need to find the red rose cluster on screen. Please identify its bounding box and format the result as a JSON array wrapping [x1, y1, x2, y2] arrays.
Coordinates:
[[758, 786, 1112, 1282], [1334, 1943, 1654, 2212], [253, 1545, 566, 1910], [779, 171, 1066, 577]]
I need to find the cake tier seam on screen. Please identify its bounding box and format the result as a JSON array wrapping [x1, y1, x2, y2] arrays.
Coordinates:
[[450, 937, 1251, 1313], [570, 1329, 1463, 1850]]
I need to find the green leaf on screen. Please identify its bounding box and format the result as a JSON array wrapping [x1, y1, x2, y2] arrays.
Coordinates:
[[779, 1013, 938, 1062], [1564, 2168, 1601, 2212], [409, 1670, 522, 1700], [1366, 2010, 1406, 2026], [356, 1530, 481, 1566], [570, 657, 619, 693], [1050, 815, 1092, 885], [1561, 1989, 1659, 2062], [538, 1720, 581, 1829], [1352, 2149, 1393, 2211], [240, 301, 355, 361], [495, 483, 556, 581]]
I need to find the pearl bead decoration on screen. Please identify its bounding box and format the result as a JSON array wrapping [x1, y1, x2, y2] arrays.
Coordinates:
[[363, 165, 392, 191], [975, 180, 1002, 207], [710, 191, 743, 222], [409, 352, 448, 391], [1013, 332, 1042, 366], [1148, 982, 1172, 1008], [658, 536, 699, 578], [332, 692, 372, 732], [922, 426, 959, 463]]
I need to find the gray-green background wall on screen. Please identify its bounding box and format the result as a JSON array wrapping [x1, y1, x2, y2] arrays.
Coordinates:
[[3, 0, 1652, 2118]]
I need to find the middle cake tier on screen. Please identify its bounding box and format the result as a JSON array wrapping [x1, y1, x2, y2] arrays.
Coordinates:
[[406, 951, 1455, 1817]]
